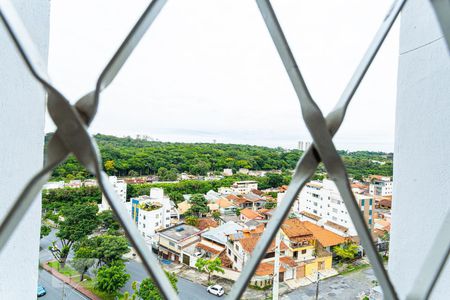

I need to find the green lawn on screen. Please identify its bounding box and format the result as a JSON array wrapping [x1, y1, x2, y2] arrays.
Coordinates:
[[47, 261, 78, 277], [47, 261, 120, 300], [340, 263, 370, 275]]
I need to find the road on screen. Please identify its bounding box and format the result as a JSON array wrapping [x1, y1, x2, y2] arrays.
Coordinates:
[[40, 230, 218, 299], [124, 260, 217, 300], [38, 268, 88, 300], [282, 267, 377, 300]]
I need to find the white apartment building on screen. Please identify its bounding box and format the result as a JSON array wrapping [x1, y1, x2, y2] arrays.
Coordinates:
[[295, 179, 374, 237], [232, 181, 258, 195], [100, 176, 127, 211], [42, 181, 65, 190], [369, 176, 393, 196], [129, 188, 179, 244]]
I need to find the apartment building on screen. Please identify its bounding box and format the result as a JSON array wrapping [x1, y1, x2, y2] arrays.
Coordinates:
[[100, 176, 127, 211], [295, 179, 374, 237], [128, 188, 179, 244], [368, 175, 393, 196]]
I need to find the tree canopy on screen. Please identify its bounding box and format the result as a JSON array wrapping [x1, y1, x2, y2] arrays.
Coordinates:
[[135, 272, 178, 300], [96, 261, 130, 295], [45, 133, 393, 181]]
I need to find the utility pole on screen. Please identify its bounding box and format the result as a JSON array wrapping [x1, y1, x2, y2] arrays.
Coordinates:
[[315, 271, 321, 300], [272, 228, 281, 300], [272, 192, 284, 300]]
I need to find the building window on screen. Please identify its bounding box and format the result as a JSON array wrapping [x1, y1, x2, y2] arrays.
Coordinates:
[[235, 244, 240, 251], [143, 224, 146, 228], [234, 255, 237, 262], [143, 215, 146, 220], [369, 198, 373, 206], [228, 249, 231, 255], [301, 249, 306, 254], [169, 241, 175, 247], [361, 199, 365, 206]]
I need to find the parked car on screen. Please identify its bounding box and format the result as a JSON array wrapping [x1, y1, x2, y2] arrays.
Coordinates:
[[37, 285, 46, 297], [207, 284, 224, 297]]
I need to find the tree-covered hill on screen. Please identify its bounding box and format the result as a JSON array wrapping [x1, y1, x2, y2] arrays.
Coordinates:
[[45, 133, 393, 181]]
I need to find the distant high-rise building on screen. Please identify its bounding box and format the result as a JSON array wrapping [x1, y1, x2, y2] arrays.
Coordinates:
[[298, 140, 312, 151]]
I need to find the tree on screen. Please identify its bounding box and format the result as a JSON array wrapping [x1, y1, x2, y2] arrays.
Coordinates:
[[264, 201, 277, 209], [49, 204, 99, 268], [74, 235, 130, 267], [185, 215, 199, 227], [97, 210, 120, 234], [128, 170, 139, 177], [104, 160, 116, 174], [212, 211, 221, 221], [235, 208, 241, 216], [40, 224, 51, 238], [71, 253, 95, 281], [195, 258, 225, 283], [96, 261, 130, 295], [136, 272, 178, 300], [333, 241, 359, 262], [188, 194, 209, 217], [265, 173, 285, 188], [157, 167, 178, 181]]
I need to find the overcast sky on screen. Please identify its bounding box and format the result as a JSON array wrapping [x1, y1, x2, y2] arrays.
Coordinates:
[[47, 0, 399, 152]]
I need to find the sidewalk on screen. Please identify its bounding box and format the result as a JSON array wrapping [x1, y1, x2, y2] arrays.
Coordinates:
[[42, 262, 100, 300]]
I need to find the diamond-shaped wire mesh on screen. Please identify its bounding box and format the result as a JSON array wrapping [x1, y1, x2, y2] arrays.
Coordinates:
[[0, 0, 449, 299]]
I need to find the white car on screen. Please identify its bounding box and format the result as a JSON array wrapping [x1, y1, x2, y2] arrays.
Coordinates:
[[207, 284, 225, 297]]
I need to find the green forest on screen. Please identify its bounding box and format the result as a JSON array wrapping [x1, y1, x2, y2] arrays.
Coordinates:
[[45, 133, 393, 182]]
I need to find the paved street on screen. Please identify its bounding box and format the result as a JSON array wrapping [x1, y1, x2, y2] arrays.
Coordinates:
[[124, 260, 218, 300], [40, 230, 218, 299], [38, 268, 88, 300], [282, 268, 377, 300]]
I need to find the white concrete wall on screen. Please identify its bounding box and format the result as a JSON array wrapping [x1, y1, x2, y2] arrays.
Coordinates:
[[390, 0, 450, 299], [0, 0, 50, 298]]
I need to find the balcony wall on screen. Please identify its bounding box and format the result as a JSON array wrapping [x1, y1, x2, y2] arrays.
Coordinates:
[[0, 0, 50, 298], [390, 0, 450, 298]]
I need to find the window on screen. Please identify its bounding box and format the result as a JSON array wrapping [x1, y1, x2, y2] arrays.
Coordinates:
[[143, 215, 146, 220], [301, 249, 307, 254], [228, 249, 231, 255], [361, 199, 365, 206], [234, 255, 237, 262], [169, 241, 175, 247], [235, 244, 240, 251], [143, 224, 146, 228]]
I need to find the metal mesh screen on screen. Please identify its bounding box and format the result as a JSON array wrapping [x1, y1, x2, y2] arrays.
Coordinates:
[[0, 0, 449, 299]]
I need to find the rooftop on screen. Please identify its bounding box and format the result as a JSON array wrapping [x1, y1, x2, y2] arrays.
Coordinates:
[[201, 221, 243, 245], [240, 208, 263, 220], [302, 221, 345, 247], [159, 223, 200, 242], [281, 218, 314, 239]]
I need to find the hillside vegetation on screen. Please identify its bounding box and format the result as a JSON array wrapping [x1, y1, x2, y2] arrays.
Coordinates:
[[45, 133, 393, 182]]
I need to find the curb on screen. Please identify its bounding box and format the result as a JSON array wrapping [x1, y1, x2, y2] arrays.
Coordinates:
[[42, 261, 101, 300]]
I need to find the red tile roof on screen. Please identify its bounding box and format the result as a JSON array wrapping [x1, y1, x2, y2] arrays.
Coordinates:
[[240, 208, 263, 220]]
